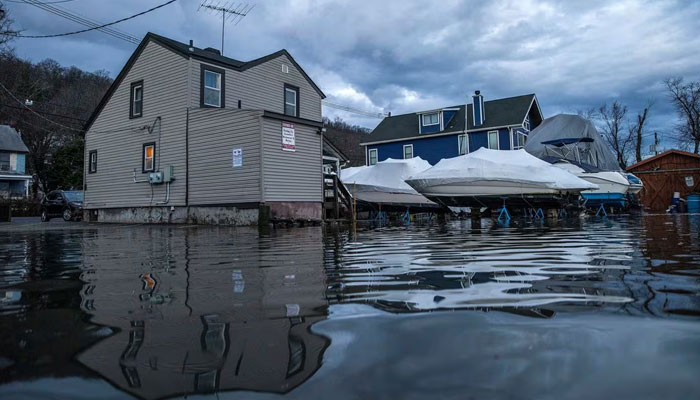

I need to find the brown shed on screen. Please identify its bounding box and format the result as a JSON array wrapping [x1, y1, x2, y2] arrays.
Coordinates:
[[627, 150, 700, 211]]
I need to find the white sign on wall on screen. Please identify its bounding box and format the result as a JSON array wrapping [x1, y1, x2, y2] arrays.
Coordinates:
[[232, 148, 242, 167], [282, 122, 296, 152], [686, 176, 695, 187]]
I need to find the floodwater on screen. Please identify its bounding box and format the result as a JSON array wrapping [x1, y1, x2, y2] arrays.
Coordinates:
[[1, 215, 699, 400]]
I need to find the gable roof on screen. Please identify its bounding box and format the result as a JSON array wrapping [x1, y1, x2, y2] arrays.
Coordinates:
[[0, 125, 29, 153], [362, 94, 538, 145], [627, 149, 700, 171], [85, 32, 325, 131]]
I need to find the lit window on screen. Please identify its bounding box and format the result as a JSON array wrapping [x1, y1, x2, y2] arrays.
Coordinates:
[[130, 81, 143, 118], [368, 149, 378, 165], [422, 113, 439, 126], [403, 144, 413, 159], [458, 134, 468, 155], [89, 150, 97, 174], [284, 85, 298, 117], [201, 66, 224, 107], [488, 131, 499, 150], [143, 143, 155, 172]]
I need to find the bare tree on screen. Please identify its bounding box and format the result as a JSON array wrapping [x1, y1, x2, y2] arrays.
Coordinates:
[[0, 1, 18, 48], [576, 107, 597, 120], [665, 77, 700, 153], [599, 101, 633, 169], [629, 102, 652, 163]]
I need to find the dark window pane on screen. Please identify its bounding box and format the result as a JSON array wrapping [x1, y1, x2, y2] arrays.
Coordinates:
[[204, 88, 220, 107], [285, 104, 296, 116]]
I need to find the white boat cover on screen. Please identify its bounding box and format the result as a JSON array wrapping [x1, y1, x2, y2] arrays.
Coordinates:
[[342, 157, 432, 194], [339, 165, 369, 182], [407, 148, 598, 191], [524, 114, 621, 171]]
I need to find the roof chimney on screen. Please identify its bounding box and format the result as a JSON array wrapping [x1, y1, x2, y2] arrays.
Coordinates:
[[188, 40, 194, 52], [203, 47, 221, 55], [472, 90, 484, 127]]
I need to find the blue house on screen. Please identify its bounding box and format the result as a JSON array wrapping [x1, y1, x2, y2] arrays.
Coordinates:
[[0, 125, 32, 198], [361, 92, 543, 166]]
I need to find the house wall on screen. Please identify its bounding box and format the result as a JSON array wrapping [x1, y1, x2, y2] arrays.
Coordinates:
[[189, 54, 322, 122], [85, 40, 190, 209], [365, 127, 512, 165], [261, 118, 322, 204], [188, 108, 263, 206]]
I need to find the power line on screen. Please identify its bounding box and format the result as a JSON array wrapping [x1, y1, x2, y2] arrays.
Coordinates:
[[322, 100, 386, 119], [4, 0, 74, 3], [16, 0, 140, 44], [14, 0, 177, 43], [0, 103, 87, 122]]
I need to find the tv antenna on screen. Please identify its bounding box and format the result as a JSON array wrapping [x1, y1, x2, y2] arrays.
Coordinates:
[[198, 1, 255, 55]]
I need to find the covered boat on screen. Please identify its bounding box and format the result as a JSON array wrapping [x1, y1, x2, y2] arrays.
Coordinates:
[[525, 114, 635, 206], [341, 157, 438, 210], [405, 148, 597, 209]]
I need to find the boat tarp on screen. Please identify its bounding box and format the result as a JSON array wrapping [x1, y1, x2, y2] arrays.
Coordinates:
[[406, 148, 598, 191], [524, 114, 620, 171], [341, 157, 432, 194]]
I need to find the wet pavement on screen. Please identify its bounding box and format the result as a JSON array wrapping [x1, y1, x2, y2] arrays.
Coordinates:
[[1, 215, 699, 399]]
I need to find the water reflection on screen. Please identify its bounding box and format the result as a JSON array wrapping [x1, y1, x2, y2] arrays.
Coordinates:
[[1, 215, 699, 399]]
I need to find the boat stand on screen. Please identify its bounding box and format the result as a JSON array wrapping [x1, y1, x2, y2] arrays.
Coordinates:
[[595, 203, 608, 217], [496, 200, 511, 223], [401, 209, 411, 225]]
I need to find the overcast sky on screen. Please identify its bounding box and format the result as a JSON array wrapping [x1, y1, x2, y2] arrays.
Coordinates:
[[5, 0, 700, 148]]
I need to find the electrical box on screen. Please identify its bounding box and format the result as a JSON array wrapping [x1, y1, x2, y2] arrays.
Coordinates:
[[148, 172, 163, 184], [163, 166, 175, 183]]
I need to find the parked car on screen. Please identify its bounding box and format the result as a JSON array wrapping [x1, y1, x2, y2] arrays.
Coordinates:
[[40, 190, 84, 222]]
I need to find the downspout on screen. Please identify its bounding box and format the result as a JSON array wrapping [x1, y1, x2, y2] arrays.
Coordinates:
[[185, 107, 189, 207], [258, 113, 265, 202]]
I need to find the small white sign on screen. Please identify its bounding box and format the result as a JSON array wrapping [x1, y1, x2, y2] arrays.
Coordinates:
[[282, 122, 296, 152], [232, 148, 242, 167], [686, 176, 694, 187]]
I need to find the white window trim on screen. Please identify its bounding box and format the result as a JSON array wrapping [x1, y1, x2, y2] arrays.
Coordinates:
[[422, 113, 439, 126], [458, 134, 469, 155], [203, 70, 222, 107], [487, 130, 499, 150], [368, 148, 378, 165], [403, 144, 414, 159]]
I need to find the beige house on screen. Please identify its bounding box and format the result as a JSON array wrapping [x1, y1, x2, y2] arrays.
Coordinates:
[[84, 33, 326, 224]]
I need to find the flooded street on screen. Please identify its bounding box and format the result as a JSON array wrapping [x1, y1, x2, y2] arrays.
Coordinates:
[[1, 215, 699, 399]]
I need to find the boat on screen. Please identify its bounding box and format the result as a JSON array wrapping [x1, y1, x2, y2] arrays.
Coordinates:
[[341, 157, 439, 210], [524, 114, 635, 208], [405, 148, 597, 209], [626, 173, 643, 194]]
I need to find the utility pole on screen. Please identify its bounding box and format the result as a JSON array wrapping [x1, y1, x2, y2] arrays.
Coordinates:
[[654, 132, 659, 156], [198, 2, 254, 55]]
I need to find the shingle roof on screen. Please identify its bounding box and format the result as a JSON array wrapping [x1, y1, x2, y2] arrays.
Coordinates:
[[363, 94, 537, 145], [0, 125, 29, 153], [627, 149, 700, 171]]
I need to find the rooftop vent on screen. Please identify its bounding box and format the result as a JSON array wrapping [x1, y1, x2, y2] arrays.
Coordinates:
[[203, 47, 221, 55]]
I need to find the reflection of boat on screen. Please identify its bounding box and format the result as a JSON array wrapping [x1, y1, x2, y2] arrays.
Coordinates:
[[341, 157, 438, 210], [405, 148, 597, 209]]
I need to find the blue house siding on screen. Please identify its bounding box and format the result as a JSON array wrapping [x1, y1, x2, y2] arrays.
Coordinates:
[[467, 128, 511, 151], [443, 110, 457, 126], [421, 123, 440, 134], [16, 153, 25, 174], [499, 130, 511, 150]]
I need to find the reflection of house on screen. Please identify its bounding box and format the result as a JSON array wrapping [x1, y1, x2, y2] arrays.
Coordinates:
[[0, 125, 31, 198], [76, 227, 329, 399]]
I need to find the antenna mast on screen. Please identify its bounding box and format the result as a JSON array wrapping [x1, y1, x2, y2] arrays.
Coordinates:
[[198, 1, 255, 55]]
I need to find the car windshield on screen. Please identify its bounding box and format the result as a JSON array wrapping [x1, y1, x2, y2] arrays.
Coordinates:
[[63, 191, 84, 202]]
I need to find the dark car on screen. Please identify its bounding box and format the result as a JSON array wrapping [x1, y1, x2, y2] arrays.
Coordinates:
[[40, 190, 84, 222]]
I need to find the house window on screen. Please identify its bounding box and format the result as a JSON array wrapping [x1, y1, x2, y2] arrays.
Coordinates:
[[0, 152, 9, 171], [403, 144, 413, 159], [143, 143, 155, 172], [284, 84, 299, 117], [422, 113, 439, 126], [488, 131, 499, 149], [88, 150, 97, 174], [458, 134, 468, 155], [368, 149, 378, 165], [513, 131, 527, 150], [130, 81, 143, 118], [201, 65, 225, 108], [524, 117, 530, 132]]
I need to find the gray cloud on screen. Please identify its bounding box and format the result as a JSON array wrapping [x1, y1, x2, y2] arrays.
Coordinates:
[[5, 0, 700, 146]]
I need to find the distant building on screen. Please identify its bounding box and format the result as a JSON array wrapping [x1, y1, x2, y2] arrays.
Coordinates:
[[627, 149, 700, 211], [84, 33, 326, 224], [0, 125, 31, 198], [360, 92, 544, 165]]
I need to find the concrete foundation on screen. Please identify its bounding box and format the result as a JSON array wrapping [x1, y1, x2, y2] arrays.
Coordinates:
[[85, 202, 321, 226]]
